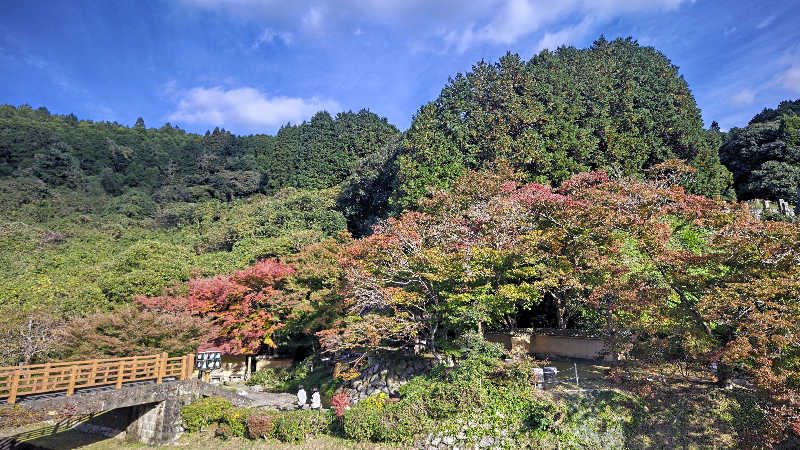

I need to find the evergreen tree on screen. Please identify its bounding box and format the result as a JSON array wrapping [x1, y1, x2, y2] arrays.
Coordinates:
[[392, 37, 735, 210], [720, 99, 800, 201]]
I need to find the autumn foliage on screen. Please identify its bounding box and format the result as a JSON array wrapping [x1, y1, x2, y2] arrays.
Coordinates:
[[132, 162, 800, 444], [138, 259, 302, 354], [318, 163, 800, 444], [63, 306, 210, 359]]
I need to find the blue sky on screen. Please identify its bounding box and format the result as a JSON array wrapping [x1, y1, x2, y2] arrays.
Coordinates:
[[1, 0, 799, 135]]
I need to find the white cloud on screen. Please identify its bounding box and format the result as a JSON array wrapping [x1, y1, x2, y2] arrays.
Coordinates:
[[302, 6, 325, 31], [535, 17, 594, 52], [756, 15, 775, 30], [442, 0, 690, 53], [730, 88, 756, 105], [160, 79, 178, 97], [181, 0, 692, 53], [253, 28, 293, 48], [166, 86, 341, 131], [776, 45, 800, 93], [779, 67, 800, 93]]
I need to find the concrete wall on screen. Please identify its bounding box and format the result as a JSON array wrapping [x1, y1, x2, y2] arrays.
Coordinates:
[[255, 358, 292, 371], [485, 332, 615, 361], [531, 335, 609, 361], [485, 332, 533, 355], [485, 332, 513, 350]]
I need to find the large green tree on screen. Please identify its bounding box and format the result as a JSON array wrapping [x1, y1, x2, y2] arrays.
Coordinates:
[[256, 109, 399, 193], [392, 37, 734, 211]]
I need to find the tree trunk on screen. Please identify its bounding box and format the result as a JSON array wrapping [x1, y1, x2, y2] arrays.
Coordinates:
[[555, 294, 567, 329], [428, 322, 441, 361]]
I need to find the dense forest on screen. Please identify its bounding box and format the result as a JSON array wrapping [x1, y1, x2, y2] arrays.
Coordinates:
[[1, 37, 799, 446]]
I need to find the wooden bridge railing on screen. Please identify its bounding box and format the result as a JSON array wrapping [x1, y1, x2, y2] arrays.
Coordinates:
[[0, 353, 195, 404]]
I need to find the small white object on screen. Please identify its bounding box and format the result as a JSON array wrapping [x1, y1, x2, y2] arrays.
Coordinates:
[[311, 391, 321, 409]]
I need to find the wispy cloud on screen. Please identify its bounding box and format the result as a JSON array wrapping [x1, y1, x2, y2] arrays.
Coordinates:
[[441, 0, 690, 53], [775, 45, 800, 93], [181, 0, 693, 53], [252, 28, 293, 48], [535, 17, 594, 52], [756, 15, 775, 30], [166, 85, 340, 132], [778, 67, 800, 93], [730, 88, 756, 105], [301, 7, 325, 31], [0, 47, 86, 96]]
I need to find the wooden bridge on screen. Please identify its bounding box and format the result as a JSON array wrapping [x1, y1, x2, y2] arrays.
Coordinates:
[[0, 353, 194, 405]]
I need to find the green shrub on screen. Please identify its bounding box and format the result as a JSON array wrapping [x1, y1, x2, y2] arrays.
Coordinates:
[[359, 392, 389, 410], [246, 368, 290, 391], [103, 189, 157, 219], [153, 202, 196, 228], [342, 403, 382, 441], [337, 353, 567, 445], [342, 392, 391, 441], [222, 407, 254, 438], [181, 397, 233, 433], [372, 401, 431, 443], [271, 410, 332, 443]]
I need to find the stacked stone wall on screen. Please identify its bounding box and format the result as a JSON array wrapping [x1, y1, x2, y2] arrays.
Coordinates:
[[346, 355, 436, 403]]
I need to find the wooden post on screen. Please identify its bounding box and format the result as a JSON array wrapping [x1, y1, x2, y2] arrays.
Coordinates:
[[115, 360, 124, 389], [178, 355, 185, 381], [156, 352, 167, 384], [186, 354, 195, 381], [8, 370, 19, 405], [42, 363, 51, 392], [88, 360, 98, 388], [180, 354, 191, 381], [66, 366, 77, 396]]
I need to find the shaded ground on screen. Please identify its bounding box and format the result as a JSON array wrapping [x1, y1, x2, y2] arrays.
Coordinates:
[[545, 359, 760, 449]]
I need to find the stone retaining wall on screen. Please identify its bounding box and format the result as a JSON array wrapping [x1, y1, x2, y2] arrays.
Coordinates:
[[346, 355, 436, 403]]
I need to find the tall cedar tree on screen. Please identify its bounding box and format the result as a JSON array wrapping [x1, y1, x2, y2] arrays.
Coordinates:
[[392, 37, 734, 212]]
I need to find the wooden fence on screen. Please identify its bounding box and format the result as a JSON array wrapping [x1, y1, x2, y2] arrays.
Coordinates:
[[0, 353, 195, 405]]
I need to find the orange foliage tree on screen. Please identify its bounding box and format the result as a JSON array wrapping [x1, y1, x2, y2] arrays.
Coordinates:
[[138, 259, 303, 354]]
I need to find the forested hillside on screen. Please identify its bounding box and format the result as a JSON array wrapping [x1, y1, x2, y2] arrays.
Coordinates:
[[720, 99, 800, 201], [0, 105, 398, 200], [0, 105, 396, 321], [2, 37, 799, 446]]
